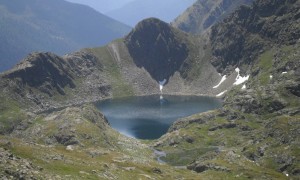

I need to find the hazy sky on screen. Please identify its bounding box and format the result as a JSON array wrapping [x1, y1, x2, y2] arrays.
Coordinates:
[[65, 0, 135, 13], [107, 0, 196, 26], [65, 0, 196, 27]]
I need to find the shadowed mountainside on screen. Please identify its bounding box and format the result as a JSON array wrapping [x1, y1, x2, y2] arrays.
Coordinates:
[[172, 0, 253, 34], [125, 18, 191, 82]]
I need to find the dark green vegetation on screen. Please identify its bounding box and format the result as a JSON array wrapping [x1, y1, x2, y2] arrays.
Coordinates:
[[0, 0, 131, 72], [0, 0, 299, 179]]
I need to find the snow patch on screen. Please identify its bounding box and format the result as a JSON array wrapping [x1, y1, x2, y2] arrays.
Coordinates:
[[270, 75, 273, 79], [216, 90, 227, 97], [241, 84, 246, 90], [213, 75, 227, 88], [282, 72, 287, 74], [234, 75, 250, 85], [159, 79, 167, 93], [233, 67, 250, 85], [159, 85, 163, 92]]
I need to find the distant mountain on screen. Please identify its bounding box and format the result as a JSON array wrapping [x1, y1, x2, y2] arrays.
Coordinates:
[[65, 0, 135, 13], [105, 0, 196, 27], [0, 0, 131, 72], [172, 0, 253, 34]]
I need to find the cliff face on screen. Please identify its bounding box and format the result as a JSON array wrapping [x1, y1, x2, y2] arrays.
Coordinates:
[[172, 0, 253, 34], [125, 18, 190, 82]]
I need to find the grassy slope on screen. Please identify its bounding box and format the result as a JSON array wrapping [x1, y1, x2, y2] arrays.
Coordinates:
[[88, 42, 135, 98], [0, 104, 203, 179], [0, 94, 27, 134]]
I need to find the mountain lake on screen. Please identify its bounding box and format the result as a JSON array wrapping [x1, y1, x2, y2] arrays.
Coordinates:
[[96, 95, 222, 139]]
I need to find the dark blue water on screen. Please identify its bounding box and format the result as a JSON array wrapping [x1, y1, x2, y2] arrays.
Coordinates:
[[96, 95, 222, 140]]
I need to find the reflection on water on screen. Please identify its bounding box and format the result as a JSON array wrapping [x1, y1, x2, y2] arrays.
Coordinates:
[[96, 95, 222, 139]]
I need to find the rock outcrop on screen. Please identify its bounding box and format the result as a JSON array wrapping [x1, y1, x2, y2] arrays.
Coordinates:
[[0, 51, 111, 112], [3, 52, 76, 96], [210, 0, 300, 74], [0, 147, 44, 179]]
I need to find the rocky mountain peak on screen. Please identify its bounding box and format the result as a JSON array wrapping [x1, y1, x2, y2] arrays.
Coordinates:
[[125, 18, 191, 82], [2, 52, 76, 96]]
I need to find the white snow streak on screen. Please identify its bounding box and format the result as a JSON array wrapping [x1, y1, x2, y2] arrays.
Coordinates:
[[159, 79, 167, 93], [213, 75, 227, 88], [216, 90, 227, 97]]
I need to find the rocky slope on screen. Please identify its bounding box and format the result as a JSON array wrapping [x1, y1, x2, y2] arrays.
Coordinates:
[[153, 0, 300, 179], [172, 0, 253, 34], [0, 51, 111, 114], [1, 104, 204, 179], [210, 0, 300, 74]]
